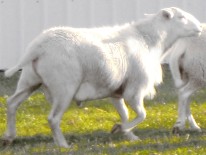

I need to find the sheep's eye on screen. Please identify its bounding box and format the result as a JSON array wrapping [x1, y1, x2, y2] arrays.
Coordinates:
[[179, 16, 187, 24], [179, 16, 185, 19]]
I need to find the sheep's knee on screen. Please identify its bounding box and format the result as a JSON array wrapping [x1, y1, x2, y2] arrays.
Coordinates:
[[175, 79, 185, 88], [48, 115, 58, 129], [139, 109, 146, 121]]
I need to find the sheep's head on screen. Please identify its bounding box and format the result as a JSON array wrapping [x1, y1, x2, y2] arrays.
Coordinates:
[[155, 7, 202, 38]]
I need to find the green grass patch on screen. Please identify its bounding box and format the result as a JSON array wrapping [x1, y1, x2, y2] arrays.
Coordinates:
[[0, 92, 206, 154]]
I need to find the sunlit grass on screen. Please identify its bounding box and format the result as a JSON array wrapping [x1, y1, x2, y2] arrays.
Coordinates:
[[0, 92, 206, 154]]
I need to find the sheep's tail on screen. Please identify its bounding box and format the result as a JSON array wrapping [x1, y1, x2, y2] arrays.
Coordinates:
[[5, 51, 40, 78], [5, 65, 21, 77], [5, 33, 46, 78], [4, 51, 37, 77], [5, 49, 41, 78]]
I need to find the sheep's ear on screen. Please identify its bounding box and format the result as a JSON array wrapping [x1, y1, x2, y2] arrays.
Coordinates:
[[144, 13, 155, 17], [161, 9, 174, 19]]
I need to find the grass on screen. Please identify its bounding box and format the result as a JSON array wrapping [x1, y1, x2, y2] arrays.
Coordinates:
[[0, 66, 206, 154]]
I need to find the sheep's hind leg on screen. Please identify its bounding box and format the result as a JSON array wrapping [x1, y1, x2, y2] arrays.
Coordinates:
[[47, 86, 77, 148], [3, 70, 41, 145]]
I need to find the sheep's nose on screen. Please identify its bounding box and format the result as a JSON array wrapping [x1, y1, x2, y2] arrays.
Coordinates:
[[199, 25, 203, 32], [196, 25, 203, 36]]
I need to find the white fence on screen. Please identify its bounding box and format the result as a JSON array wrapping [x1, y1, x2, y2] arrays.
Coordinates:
[[0, 0, 205, 69]]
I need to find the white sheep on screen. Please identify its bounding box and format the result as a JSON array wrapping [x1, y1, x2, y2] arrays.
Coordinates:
[[3, 7, 202, 148], [167, 24, 206, 134]]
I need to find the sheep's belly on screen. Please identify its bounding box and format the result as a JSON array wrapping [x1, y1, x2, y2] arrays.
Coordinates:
[[74, 82, 112, 101]]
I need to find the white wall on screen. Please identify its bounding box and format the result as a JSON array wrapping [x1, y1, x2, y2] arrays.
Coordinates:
[[0, 0, 205, 69]]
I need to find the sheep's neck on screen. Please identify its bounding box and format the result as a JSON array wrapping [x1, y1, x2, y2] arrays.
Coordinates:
[[135, 22, 178, 56]]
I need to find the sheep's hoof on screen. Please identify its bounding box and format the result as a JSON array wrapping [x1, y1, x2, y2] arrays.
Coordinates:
[[190, 127, 202, 132], [111, 124, 122, 134], [2, 139, 13, 146], [76, 101, 83, 107], [58, 142, 69, 148], [2, 133, 15, 146], [125, 132, 140, 141], [172, 126, 180, 135], [195, 128, 202, 133]]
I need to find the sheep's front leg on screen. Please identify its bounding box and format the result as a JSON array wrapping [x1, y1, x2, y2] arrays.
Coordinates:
[[110, 98, 129, 134], [173, 82, 200, 133], [169, 40, 187, 88], [185, 94, 201, 132], [187, 109, 201, 132], [111, 95, 145, 141], [172, 92, 188, 134]]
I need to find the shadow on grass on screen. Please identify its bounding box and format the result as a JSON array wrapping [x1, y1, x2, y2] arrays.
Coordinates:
[[1, 128, 206, 154]]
